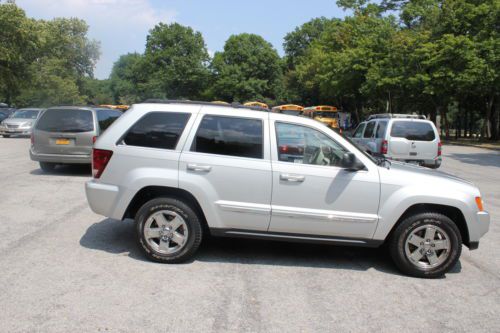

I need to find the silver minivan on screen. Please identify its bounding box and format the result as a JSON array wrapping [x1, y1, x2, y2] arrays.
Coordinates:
[[0, 108, 43, 137], [30, 106, 122, 171], [351, 114, 441, 168]]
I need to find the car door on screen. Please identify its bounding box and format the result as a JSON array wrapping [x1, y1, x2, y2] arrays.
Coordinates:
[[179, 107, 272, 231], [268, 116, 380, 240]]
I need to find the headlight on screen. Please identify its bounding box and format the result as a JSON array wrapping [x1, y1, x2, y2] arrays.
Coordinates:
[[22, 122, 33, 128]]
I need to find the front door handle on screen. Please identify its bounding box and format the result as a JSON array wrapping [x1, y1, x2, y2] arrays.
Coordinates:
[[280, 173, 305, 182], [187, 163, 212, 172]]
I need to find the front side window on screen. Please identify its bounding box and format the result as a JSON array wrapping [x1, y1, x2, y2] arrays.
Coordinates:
[[276, 122, 347, 167], [353, 123, 366, 138], [123, 112, 190, 149], [363, 121, 376, 138], [192, 115, 263, 159], [390, 121, 435, 141], [36, 109, 93, 133]]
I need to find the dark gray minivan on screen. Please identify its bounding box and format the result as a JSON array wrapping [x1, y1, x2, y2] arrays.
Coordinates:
[[30, 106, 122, 171]]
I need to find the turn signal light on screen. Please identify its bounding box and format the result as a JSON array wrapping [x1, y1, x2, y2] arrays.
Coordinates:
[[475, 197, 484, 211]]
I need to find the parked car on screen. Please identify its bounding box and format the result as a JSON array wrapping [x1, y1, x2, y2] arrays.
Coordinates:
[[30, 106, 122, 171], [350, 114, 441, 168], [85, 101, 489, 278], [0, 108, 43, 138], [0, 108, 17, 118], [0, 111, 8, 123]]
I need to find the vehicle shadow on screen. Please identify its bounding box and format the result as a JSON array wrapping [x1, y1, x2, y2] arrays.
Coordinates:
[[80, 218, 462, 276], [448, 152, 500, 168], [30, 164, 91, 177]]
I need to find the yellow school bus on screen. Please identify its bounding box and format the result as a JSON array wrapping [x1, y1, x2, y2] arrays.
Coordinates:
[[302, 105, 339, 129], [99, 104, 129, 111], [271, 104, 304, 116], [211, 101, 229, 105], [243, 101, 269, 109]]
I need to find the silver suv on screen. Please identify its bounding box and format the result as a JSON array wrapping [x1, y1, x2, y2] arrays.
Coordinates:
[[30, 106, 122, 171], [351, 114, 441, 168], [85, 101, 489, 278]]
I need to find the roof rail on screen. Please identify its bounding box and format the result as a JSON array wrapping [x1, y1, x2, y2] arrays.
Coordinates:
[[142, 99, 269, 112], [367, 113, 426, 120]]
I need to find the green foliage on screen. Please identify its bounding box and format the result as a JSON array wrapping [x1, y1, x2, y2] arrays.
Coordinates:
[[209, 33, 283, 103]]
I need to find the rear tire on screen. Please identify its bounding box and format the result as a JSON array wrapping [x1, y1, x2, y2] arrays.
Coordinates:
[[136, 197, 202, 263], [39, 162, 56, 172], [2, 135, 10, 138], [389, 212, 461, 278]]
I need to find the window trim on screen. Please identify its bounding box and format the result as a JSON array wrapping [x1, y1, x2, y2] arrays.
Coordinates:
[[189, 114, 265, 160], [117, 111, 192, 151]]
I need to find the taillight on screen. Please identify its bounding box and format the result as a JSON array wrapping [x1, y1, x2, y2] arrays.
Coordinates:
[[92, 136, 97, 144], [30, 133, 34, 145], [438, 141, 442, 156], [381, 140, 388, 154], [92, 148, 113, 178], [279, 145, 288, 153]]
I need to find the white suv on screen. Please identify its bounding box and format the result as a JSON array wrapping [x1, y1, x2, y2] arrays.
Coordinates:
[[85, 101, 489, 278], [351, 114, 441, 168]]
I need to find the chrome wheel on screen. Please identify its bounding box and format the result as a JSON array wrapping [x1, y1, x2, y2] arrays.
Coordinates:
[[405, 224, 451, 269], [144, 210, 189, 254]]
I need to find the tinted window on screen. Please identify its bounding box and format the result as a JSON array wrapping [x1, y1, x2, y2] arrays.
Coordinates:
[[363, 121, 376, 138], [36, 109, 94, 133], [276, 122, 347, 167], [123, 112, 190, 149], [192, 115, 263, 159], [353, 123, 366, 138], [97, 109, 122, 132], [375, 121, 387, 139], [390, 121, 436, 141]]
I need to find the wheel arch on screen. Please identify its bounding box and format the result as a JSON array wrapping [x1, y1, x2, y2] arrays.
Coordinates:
[[386, 203, 470, 247], [123, 186, 209, 234]]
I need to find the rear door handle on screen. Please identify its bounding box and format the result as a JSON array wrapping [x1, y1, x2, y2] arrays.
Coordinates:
[[280, 173, 305, 182], [187, 163, 212, 172]]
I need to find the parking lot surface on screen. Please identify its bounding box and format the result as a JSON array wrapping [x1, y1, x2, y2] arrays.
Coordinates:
[[0, 137, 499, 332]]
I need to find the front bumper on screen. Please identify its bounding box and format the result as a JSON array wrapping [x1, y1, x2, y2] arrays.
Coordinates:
[[30, 148, 91, 164], [468, 211, 490, 250], [0, 127, 32, 135]]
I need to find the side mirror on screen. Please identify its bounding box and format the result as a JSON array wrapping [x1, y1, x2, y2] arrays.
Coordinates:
[[341, 152, 364, 171]]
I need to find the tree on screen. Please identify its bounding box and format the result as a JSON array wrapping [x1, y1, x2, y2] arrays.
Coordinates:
[[210, 33, 283, 103], [109, 53, 147, 104], [143, 23, 210, 100]]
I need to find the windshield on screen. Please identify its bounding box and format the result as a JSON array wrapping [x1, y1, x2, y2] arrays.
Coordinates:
[[316, 111, 338, 118], [11, 110, 39, 119]]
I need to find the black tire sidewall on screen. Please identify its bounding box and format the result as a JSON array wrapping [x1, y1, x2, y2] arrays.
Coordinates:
[[390, 213, 462, 278], [136, 197, 202, 263]]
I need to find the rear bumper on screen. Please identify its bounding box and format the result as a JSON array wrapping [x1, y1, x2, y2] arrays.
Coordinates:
[[30, 148, 91, 164], [392, 157, 442, 168], [85, 180, 120, 217]]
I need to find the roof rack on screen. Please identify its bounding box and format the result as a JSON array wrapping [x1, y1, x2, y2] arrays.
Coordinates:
[[142, 99, 269, 112], [367, 113, 426, 120]]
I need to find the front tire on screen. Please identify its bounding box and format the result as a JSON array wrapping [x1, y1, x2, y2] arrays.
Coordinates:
[[136, 197, 202, 263], [389, 212, 462, 278]]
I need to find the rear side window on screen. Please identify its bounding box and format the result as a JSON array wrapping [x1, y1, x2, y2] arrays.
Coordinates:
[[363, 121, 376, 138], [36, 109, 93, 133], [390, 121, 436, 141], [123, 112, 190, 149], [97, 109, 122, 132], [375, 121, 387, 138], [192, 115, 263, 159], [353, 123, 366, 138]]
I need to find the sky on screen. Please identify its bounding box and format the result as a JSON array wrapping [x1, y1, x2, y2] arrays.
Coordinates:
[[17, 0, 346, 79]]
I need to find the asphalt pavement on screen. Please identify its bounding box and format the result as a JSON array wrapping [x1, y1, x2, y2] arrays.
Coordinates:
[[0, 137, 498, 332]]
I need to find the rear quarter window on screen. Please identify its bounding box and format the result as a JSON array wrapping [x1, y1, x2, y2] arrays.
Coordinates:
[[36, 109, 94, 133], [390, 121, 436, 141], [122, 112, 191, 150]]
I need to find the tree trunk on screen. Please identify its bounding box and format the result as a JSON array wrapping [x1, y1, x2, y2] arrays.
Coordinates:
[[491, 98, 499, 141], [482, 96, 493, 140], [439, 106, 450, 139]]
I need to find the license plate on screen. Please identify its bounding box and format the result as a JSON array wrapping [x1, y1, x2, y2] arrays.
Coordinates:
[[56, 138, 70, 145]]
